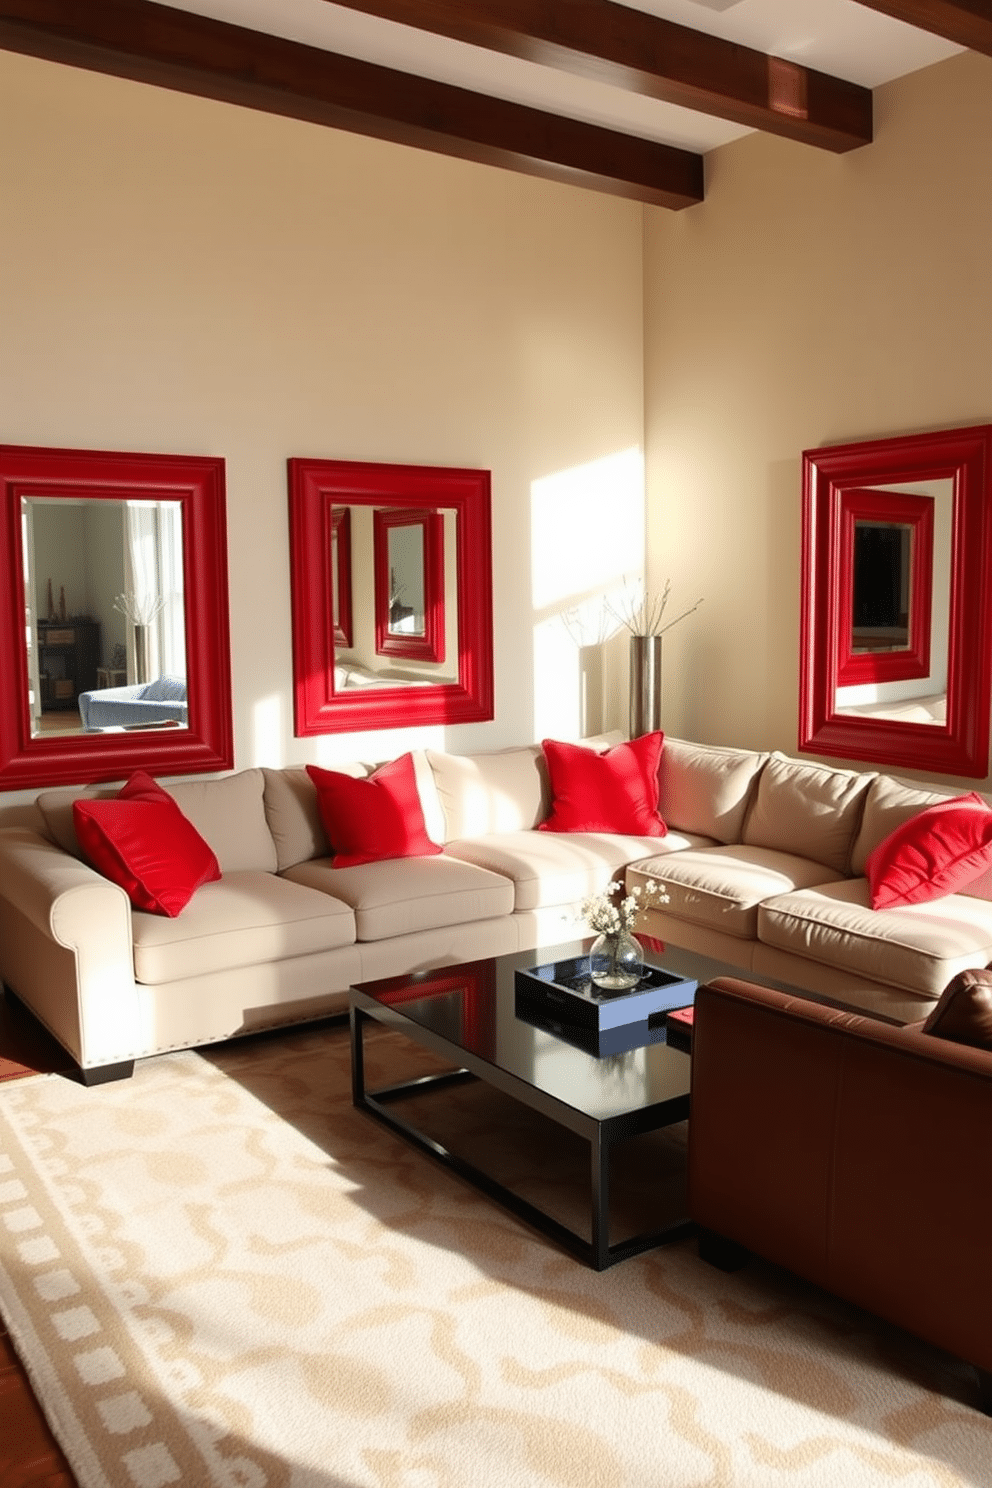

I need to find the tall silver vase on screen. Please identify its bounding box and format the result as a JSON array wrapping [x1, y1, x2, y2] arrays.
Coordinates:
[[629, 633, 662, 737], [132, 624, 151, 685]]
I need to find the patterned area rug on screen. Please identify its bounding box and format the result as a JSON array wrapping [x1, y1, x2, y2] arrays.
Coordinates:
[[0, 1022, 988, 1488]]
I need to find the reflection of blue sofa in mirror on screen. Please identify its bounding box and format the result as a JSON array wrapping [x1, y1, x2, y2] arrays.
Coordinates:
[[78, 675, 188, 731]]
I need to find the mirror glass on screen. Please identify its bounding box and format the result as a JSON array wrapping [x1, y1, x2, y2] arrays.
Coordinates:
[[288, 458, 493, 734], [335, 504, 455, 686], [851, 521, 912, 652], [0, 444, 233, 792], [386, 521, 426, 637], [22, 497, 187, 738], [799, 426, 992, 778], [834, 479, 950, 727]]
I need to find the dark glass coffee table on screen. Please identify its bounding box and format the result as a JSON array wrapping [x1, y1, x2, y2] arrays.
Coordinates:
[[350, 939, 714, 1270]]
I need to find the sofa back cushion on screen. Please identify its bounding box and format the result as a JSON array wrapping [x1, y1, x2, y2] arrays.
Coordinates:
[[262, 755, 442, 870], [167, 770, 277, 873], [426, 734, 622, 842], [851, 774, 962, 875], [141, 674, 187, 702], [851, 773, 992, 902], [659, 737, 767, 844], [38, 768, 277, 874], [427, 745, 549, 842], [38, 783, 117, 857], [263, 763, 367, 871], [741, 752, 873, 874], [72, 770, 221, 916]]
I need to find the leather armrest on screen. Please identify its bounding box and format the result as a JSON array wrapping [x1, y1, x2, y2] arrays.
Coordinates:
[[688, 975, 992, 1374]]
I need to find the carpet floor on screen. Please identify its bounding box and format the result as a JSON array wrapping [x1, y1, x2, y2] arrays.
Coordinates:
[[0, 1022, 988, 1488]]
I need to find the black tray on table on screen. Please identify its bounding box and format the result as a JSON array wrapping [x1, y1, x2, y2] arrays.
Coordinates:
[[514, 954, 697, 1056]]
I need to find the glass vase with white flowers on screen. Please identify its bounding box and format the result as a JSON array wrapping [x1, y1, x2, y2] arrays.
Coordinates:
[[581, 878, 667, 993]]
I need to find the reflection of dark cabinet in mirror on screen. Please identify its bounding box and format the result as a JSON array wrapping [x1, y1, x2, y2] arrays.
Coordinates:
[[852, 525, 908, 641], [0, 445, 234, 790], [799, 425, 992, 777], [37, 621, 100, 712]]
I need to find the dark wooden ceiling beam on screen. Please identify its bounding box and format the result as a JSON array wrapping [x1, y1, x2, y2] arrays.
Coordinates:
[[323, 0, 873, 153], [0, 0, 703, 208], [853, 0, 992, 56]]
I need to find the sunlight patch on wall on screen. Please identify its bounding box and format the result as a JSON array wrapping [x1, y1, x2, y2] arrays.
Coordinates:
[[531, 449, 644, 610], [251, 692, 285, 766], [531, 449, 643, 739]]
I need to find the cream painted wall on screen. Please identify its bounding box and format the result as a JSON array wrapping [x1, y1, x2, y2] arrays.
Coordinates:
[[643, 50, 992, 786], [0, 49, 645, 811]]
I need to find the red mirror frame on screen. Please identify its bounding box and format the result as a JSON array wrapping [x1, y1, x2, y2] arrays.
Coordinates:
[[287, 458, 493, 734], [373, 507, 445, 663], [0, 445, 234, 791], [799, 425, 992, 777]]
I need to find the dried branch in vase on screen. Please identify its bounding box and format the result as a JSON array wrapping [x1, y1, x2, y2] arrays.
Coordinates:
[[113, 592, 165, 625], [604, 579, 703, 638]]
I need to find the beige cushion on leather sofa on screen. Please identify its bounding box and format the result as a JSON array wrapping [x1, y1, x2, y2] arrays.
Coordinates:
[[659, 738, 767, 843], [131, 871, 356, 984], [283, 854, 514, 941], [742, 753, 873, 875], [627, 846, 846, 940], [758, 878, 992, 998]]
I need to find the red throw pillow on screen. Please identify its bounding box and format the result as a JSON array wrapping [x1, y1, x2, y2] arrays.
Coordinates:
[[306, 753, 442, 867], [538, 732, 667, 836], [72, 771, 221, 917], [864, 793, 992, 909]]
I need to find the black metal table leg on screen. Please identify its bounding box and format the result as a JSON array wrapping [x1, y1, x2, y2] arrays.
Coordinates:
[[590, 1127, 610, 1270], [350, 1004, 367, 1107]]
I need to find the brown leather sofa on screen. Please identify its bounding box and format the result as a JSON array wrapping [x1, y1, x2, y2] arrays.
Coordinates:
[[687, 973, 992, 1414]]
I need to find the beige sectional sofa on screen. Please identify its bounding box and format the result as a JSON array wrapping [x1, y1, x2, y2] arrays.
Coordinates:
[[1, 734, 990, 1081]]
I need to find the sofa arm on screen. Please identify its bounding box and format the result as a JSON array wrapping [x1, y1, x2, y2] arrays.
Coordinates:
[[0, 828, 139, 1068], [688, 976, 992, 1381]]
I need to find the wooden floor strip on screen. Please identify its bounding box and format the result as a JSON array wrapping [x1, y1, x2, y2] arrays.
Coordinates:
[[0, 1327, 77, 1488], [0, 990, 78, 1485]]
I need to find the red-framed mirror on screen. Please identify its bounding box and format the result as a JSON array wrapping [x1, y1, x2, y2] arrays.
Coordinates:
[[373, 507, 445, 663], [0, 444, 233, 791], [799, 424, 992, 777], [287, 458, 493, 734]]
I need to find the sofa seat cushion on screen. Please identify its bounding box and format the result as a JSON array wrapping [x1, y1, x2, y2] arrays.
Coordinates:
[[626, 846, 846, 941], [131, 871, 356, 985], [283, 854, 514, 941], [757, 879, 992, 999], [444, 830, 712, 912]]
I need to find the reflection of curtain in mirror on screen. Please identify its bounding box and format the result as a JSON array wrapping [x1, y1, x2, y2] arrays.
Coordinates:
[[124, 503, 184, 681]]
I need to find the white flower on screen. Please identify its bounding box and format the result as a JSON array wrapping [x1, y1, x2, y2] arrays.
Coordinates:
[[579, 877, 667, 938]]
